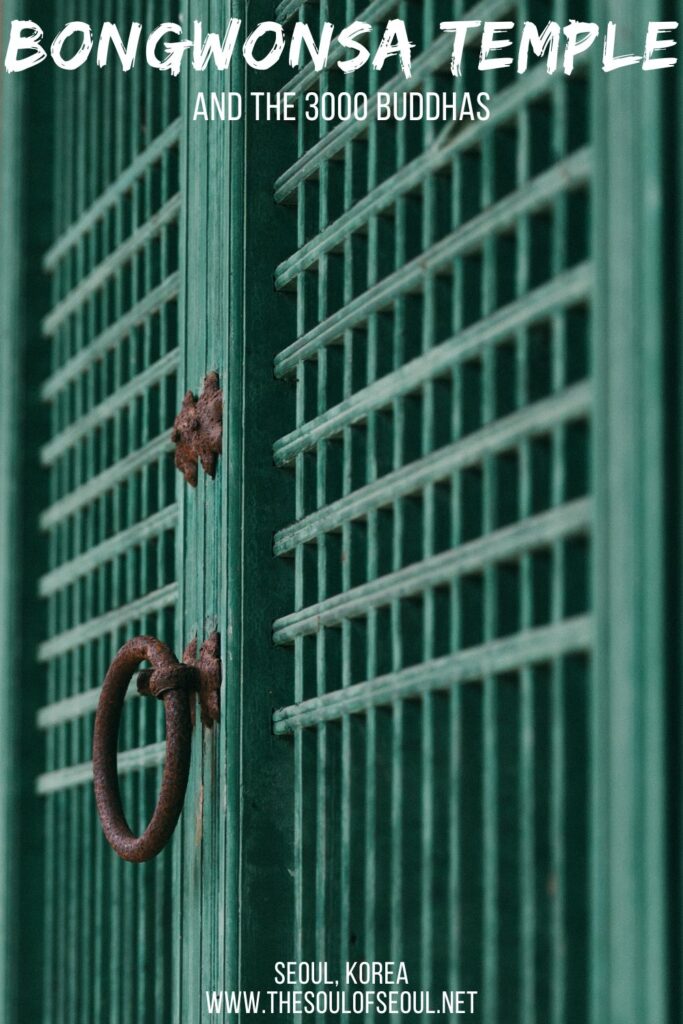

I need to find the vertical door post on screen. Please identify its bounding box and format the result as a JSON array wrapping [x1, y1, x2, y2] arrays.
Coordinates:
[[592, 3, 669, 1021]]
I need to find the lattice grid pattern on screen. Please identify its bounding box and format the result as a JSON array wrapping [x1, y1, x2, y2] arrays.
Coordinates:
[[35, 2, 181, 1021], [272, 0, 593, 1018]]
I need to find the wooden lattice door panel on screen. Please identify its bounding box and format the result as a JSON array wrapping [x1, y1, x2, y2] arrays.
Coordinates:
[[271, 0, 592, 1016], [35, 3, 182, 1019]]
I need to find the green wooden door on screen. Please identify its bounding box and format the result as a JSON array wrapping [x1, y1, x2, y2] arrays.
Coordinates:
[[34, 3, 183, 1018], [0, 1, 675, 1022], [268, 0, 595, 1017]]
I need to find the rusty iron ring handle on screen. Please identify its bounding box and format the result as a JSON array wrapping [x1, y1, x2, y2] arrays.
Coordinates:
[[93, 636, 194, 863]]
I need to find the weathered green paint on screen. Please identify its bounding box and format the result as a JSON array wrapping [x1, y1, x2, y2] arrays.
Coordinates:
[[0, 7, 52, 1021], [592, 2, 669, 1022], [175, 2, 296, 1017], [0, 1, 677, 1022], [30, 3, 183, 1022], [271, 3, 594, 1021], [0, 33, 24, 1024]]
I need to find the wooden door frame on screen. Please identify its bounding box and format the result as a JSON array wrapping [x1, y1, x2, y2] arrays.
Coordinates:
[[0, 7, 52, 1018], [0, 26, 25, 1021], [173, 3, 296, 1020], [592, 2, 671, 1021]]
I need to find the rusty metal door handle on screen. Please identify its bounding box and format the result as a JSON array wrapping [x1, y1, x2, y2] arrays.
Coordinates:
[[93, 634, 221, 863]]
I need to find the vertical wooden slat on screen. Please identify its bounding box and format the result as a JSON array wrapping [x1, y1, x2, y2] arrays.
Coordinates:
[[592, 3, 668, 1023], [0, 12, 24, 1021]]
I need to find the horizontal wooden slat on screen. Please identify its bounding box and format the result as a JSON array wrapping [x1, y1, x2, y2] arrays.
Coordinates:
[[37, 681, 142, 730], [273, 616, 592, 732], [40, 432, 173, 530], [43, 118, 182, 272], [274, 499, 591, 643], [36, 741, 166, 795], [275, 381, 591, 555], [275, 264, 590, 465], [37, 582, 178, 662], [39, 505, 178, 597], [41, 272, 180, 401], [41, 349, 179, 466], [43, 194, 181, 338], [275, 148, 591, 375]]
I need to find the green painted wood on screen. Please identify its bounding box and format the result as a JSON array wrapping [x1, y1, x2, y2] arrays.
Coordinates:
[[33, 3, 184, 1022], [0, 2, 676, 1022], [169, 3, 297, 1019], [269, 7, 596, 1021], [0, 6, 54, 1022], [671, 7, 683, 1016], [592, 2, 669, 1022], [0, 30, 24, 1024]]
